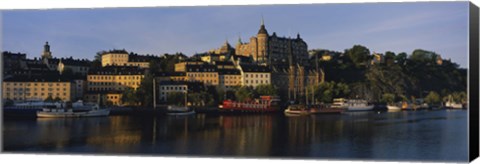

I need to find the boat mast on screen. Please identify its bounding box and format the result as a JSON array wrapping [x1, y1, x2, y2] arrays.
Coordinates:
[[153, 78, 156, 109]]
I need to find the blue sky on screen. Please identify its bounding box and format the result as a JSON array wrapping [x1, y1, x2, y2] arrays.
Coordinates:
[[1, 2, 469, 67]]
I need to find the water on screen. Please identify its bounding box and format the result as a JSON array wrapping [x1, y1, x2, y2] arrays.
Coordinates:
[[2, 110, 468, 162]]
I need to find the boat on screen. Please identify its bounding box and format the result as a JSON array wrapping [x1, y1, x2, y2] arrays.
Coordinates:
[[309, 104, 345, 114], [284, 104, 310, 116], [37, 103, 110, 118], [344, 99, 374, 111], [167, 105, 195, 116], [3, 100, 59, 118], [401, 101, 413, 111], [219, 96, 281, 113], [165, 90, 195, 116], [386, 105, 401, 112], [331, 98, 348, 109], [445, 95, 463, 109]]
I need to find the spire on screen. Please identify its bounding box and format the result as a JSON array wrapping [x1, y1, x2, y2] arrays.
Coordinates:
[[261, 15, 264, 26], [257, 16, 268, 35], [237, 36, 242, 44]]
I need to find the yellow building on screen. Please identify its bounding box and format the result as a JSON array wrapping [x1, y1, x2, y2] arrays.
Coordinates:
[[101, 50, 151, 68], [154, 72, 187, 82], [219, 69, 242, 89], [2, 75, 73, 102], [84, 66, 145, 105], [175, 61, 219, 85]]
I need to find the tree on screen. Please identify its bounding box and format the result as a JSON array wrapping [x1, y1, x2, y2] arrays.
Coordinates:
[[384, 51, 396, 66], [381, 93, 395, 104], [137, 72, 155, 107], [122, 87, 139, 106], [53, 97, 62, 102], [44, 95, 54, 102], [235, 86, 255, 102], [255, 84, 277, 96], [4, 98, 14, 107], [424, 91, 441, 105], [345, 45, 371, 68], [167, 92, 186, 106]]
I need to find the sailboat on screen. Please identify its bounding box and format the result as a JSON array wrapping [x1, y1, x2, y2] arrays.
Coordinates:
[[166, 91, 195, 116], [445, 95, 463, 109]]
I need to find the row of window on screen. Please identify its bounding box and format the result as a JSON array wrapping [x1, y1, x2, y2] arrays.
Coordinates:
[[88, 82, 140, 86], [89, 76, 142, 80], [6, 83, 67, 86], [245, 80, 269, 84], [6, 88, 67, 91], [6, 92, 67, 97], [160, 86, 187, 91], [245, 74, 269, 78], [188, 73, 217, 78]]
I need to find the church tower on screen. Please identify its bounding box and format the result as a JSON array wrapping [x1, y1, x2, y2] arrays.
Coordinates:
[[42, 41, 52, 59], [256, 17, 269, 63]]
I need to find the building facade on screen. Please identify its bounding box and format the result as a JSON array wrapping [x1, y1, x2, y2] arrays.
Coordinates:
[[235, 20, 309, 66], [84, 66, 145, 105], [175, 61, 219, 86], [2, 75, 73, 102], [101, 50, 152, 68], [58, 58, 91, 75], [238, 64, 271, 88]]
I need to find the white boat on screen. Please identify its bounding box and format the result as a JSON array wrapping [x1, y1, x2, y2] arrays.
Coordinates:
[[167, 105, 195, 116], [445, 95, 463, 109], [345, 99, 374, 111], [387, 105, 401, 112], [37, 104, 110, 118], [284, 104, 310, 116]]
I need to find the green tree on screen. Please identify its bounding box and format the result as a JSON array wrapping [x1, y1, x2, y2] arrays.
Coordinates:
[[136, 72, 154, 107], [235, 86, 255, 102], [44, 95, 54, 102], [345, 45, 371, 68], [424, 91, 441, 105], [167, 92, 186, 106], [255, 84, 277, 96], [381, 93, 395, 104], [53, 97, 62, 102], [122, 87, 139, 106]]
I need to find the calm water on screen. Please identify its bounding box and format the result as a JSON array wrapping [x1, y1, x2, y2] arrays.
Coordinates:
[[2, 110, 468, 162]]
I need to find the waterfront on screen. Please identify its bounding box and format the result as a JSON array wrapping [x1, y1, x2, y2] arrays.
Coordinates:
[[3, 109, 468, 162]]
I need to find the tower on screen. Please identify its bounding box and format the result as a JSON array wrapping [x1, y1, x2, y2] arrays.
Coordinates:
[[256, 17, 269, 64], [42, 41, 52, 59]]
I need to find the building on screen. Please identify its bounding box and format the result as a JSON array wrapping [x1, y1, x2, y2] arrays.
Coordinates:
[[84, 66, 145, 105], [175, 61, 219, 86], [218, 68, 242, 89], [2, 51, 26, 75], [157, 81, 205, 103], [2, 75, 73, 102], [370, 53, 384, 65], [101, 50, 156, 68], [235, 19, 309, 66], [41, 41, 52, 59], [237, 64, 271, 88], [58, 58, 91, 75], [154, 72, 187, 82]]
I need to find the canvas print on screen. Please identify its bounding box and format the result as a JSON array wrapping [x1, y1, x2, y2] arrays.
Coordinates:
[[1, 1, 473, 163]]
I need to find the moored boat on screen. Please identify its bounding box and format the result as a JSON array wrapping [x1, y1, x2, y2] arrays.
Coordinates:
[[220, 96, 281, 113], [309, 104, 345, 114], [37, 104, 110, 118], [284, 104, 310, 116], [4, 100, 61, 118], [345, 99, 374, 111], [387, 105, 401, 112], [167, 105, 195, 116]]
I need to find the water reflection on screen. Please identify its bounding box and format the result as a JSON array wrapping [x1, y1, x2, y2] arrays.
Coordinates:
[[3, 110, 468, 162]]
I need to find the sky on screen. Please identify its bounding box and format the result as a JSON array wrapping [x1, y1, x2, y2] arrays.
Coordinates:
[[1, 2, 469, 67]]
